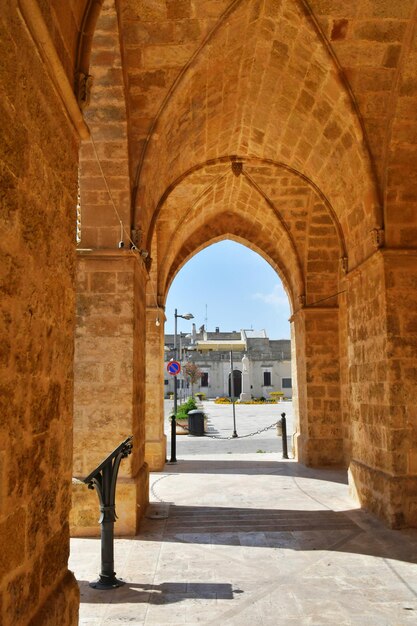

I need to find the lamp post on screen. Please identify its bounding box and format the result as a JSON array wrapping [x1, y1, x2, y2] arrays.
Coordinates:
[[230, 350, 238, 438], [169, 308, 194, 463]]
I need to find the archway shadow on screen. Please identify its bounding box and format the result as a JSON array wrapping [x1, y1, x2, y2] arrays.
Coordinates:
[[140, 503, 417, 571]]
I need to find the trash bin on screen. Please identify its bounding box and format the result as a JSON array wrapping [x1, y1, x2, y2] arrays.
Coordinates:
[[187, 409, 205, 436]]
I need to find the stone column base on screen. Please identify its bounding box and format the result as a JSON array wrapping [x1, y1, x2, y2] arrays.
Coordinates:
[[29, 571, 79, 626], [295, 433, 345, 466], [349, 459, 417, 529], [70, 466, 149, 537], [240, 392, 251, 402], [145, 436, 167, 471]]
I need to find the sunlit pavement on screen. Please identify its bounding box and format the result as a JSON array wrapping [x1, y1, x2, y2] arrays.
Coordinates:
[[165, 400, 294, 456], [70, 402, 417, 625]]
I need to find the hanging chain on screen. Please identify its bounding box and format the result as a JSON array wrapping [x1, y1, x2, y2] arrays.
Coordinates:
[[207, 419, 281, 439], [176, 420, 281, 440]]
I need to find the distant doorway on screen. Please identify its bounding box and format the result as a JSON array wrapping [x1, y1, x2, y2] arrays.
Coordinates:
[[228, 370, 242, 398]]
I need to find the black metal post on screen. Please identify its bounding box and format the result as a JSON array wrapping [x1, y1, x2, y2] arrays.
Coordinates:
[[83, 436, 133, 589], [170, 412, 177, 463], [169, 310, 193, 462], [170, 309, 178, 463], [100, 462, 116, 585], [230, 350, 238, 438], [281, 412, 289, 459]]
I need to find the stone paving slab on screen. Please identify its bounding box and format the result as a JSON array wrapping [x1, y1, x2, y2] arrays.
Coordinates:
[[70, 453, 417, 625]]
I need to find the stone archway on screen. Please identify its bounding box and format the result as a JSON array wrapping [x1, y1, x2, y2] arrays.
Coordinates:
[[68, 0, 417, 539], [3, 0, 417, 623]]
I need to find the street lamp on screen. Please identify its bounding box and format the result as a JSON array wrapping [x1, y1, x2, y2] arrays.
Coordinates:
[[169, 309, 194, 463]]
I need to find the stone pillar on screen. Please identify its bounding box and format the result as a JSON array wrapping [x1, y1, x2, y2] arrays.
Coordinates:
[[71, 250, 149, 536], [347, 251, 417, 528], [293, 306, 344, 466], [290, 320, 300, 442], [240, 354, 251, 401], [144, 306, 167, 470], [0, 3, 81, 622]]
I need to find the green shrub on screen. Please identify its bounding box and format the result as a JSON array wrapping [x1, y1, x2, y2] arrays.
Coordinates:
[[175, 397, 197, 418]]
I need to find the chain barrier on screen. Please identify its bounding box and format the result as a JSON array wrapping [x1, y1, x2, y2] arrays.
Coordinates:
[[207, 419, 281, 439], [176, 420, 281, 440]]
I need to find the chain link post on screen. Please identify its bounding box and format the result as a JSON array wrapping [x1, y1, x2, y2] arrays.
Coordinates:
[[169, 413, 177, 463], [230, 350, 238, 437], [280, 412, 289, 459]]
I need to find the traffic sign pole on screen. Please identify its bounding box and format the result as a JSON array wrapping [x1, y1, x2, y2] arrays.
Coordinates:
[[170, 310, 179, 463], [167, 309, 194, 464]]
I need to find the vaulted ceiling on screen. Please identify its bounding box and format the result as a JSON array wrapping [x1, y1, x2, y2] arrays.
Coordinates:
[[71, 0, 417, 299]]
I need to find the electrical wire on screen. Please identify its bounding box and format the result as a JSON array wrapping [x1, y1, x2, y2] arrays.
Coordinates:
[[85, 125, 162, 324]]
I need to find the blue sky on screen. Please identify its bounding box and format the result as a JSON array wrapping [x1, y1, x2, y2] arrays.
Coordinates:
[[165, 240, 291, 339]]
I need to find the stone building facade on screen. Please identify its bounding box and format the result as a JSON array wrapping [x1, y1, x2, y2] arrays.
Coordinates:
[[2, 1, 417, 624], [164, 326, 293, 400]]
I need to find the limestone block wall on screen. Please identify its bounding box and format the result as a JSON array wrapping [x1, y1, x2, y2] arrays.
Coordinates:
[[0, 3, 80, 624], [347, 251, 417, 527], [72, 251, 149, 536], [384, 253, 417, 526], [338, 289, 352, 464], [293, 307, 343, 466], [145, 306, 167, 470], [133, 259, 149, 510], [290, 321, 300, 445]]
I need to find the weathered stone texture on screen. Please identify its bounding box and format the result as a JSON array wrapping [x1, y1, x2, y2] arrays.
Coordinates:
[[144, 304, 167, 470], [79, 0, 131, 249], [293, 307, 344, 466], [136, 0, 378, 269], [72, 252, 149, 535], [346, 251, 417, 526], [0, 2, 80, 624]]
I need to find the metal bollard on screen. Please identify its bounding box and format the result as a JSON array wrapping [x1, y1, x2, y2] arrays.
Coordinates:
[[169, 413, 177, 463], [280, 412, 289, 459]]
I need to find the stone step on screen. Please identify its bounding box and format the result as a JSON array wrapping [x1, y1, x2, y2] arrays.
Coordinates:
[[165, 505, 358, 533]]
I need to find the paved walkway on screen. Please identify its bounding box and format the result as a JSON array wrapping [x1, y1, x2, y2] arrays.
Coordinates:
[[70, 403, 417, 625], [166, 400, 294, 455]]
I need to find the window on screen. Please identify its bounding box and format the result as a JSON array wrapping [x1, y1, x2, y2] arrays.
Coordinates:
[[282, 378, 292, 388], [201, 372, 209, 387], [263, 371, 271, 386], [164, 379, 169, 386]]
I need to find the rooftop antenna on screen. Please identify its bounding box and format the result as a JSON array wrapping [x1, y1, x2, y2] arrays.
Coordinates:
[[205, 304, 208, 330]]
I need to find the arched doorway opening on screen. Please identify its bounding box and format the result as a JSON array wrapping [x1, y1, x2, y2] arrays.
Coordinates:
[[143, 151, 346, 476], [147, 232, 302, 473], [228, 370, 242, 398]]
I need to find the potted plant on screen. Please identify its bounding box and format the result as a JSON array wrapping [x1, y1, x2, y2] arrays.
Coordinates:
[[173, 397, 198, 434]]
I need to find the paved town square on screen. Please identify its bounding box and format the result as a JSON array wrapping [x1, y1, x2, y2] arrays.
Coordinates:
[[165, 400, 294, 456]]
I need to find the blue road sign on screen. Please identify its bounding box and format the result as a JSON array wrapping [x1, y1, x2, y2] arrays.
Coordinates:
[[167, 360, 181, 376]]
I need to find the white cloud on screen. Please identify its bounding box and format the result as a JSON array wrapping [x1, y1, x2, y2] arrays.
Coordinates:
[[252, 284, 289, 308]]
